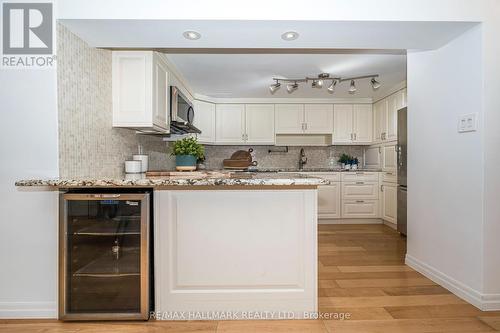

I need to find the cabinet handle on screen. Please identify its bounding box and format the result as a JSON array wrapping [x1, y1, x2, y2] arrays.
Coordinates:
[[356, 181, 364, 184], [350, 133, 353, 140], [386, 172, 393, 175], [381, 185, 384, 192], [304, 123, 308, 130], [354, 133, 357, 141], [356, 200, 365, 203]]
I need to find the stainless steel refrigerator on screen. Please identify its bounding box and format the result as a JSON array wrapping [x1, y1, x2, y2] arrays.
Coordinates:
[[397, 107, 408, 235]]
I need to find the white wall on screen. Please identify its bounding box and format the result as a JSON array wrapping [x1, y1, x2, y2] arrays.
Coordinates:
[[0, 68, 59, 318], [406, 26, 484, 303]]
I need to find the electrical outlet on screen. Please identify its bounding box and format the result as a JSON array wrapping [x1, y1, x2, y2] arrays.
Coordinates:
[[458, 113, 477, 133]]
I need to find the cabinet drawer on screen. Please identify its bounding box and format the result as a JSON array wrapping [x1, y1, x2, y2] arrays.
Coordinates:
[[382, 171, 397, 183], [342, 200, 379, 218], [341, 172, 378, 182], [342, 182, 379, 200], [305, 172, 340, 182]]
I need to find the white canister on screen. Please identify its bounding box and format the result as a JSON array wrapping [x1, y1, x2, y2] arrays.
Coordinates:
[[132, 154, 149, 172], [125, 160, 142, 174]]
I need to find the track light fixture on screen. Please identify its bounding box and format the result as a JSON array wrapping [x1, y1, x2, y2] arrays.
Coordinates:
[[269, 80, 281, 94], [269, 73, 380, 94], [349, 80, 357, 93], [371, 77, 381, 90]]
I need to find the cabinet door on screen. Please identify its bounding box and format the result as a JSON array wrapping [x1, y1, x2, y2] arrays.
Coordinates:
[[112, 52, 152, 126], [342, 200, 379, 218], [341, 182, 379, 200], [318, 184, 340, 219], [382, 143, 398, 172], [152, 53, 169, 130], [353, 104, 373, 144], [382, 183, 397, 223], [245, 104, 275, 144], [364, 146, 381, 169], [373, 99, 387, 142], [275, 104, 304, 134], [333, 104, 353, 144], [193, 100, 216, 144], [215, 104, 245, 144], [304, 104, 333, 134], [387, 90, 405, 141]]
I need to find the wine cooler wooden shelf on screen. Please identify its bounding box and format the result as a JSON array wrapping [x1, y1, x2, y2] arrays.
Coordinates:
[[74, 248, 140, 278]]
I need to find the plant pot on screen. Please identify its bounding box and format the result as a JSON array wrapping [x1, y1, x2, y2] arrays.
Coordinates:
[[175, 155, 197, 171], [344, 164, 351, 170], [351, 164, 358, 170]]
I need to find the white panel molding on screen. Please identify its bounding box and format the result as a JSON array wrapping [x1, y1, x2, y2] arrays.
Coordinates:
[[406, 254, 500, 311], [194, 94, 372, 105], [0, 302, 57, 319], [372, 80, 407, 103], [318, 218, 383, 225]]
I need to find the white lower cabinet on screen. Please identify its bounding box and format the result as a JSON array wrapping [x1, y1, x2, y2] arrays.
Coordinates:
[[341, 182, 378, 200], [317, 183, 341, 219], [342, 200, 379, 218], [381, 182, 397, 224]]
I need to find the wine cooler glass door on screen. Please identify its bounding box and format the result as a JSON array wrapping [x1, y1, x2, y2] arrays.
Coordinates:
[[60, 193, 149, 320]]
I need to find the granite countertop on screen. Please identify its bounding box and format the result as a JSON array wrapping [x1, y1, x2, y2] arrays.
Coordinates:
[[15, 171, 329, 188], [241, 168, 383, 173]]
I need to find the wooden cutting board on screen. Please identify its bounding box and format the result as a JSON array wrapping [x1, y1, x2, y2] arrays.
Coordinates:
[[146, 170, 206, 177]]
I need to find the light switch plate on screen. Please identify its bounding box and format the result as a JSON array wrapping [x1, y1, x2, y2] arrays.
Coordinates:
[[458, 113, 478, 133]]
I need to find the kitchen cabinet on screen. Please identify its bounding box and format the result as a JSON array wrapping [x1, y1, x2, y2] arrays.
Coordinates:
[[303, 104, 334, 134], [275, 104, 304, 133], [112, 51, 170, 133], [373, 99, 387, 142], [275, 104, 333, 134], [382, 143, 398, 172], [193, 100, 216, 144], [342, 182, 379, 200], [364, 146, 381, 169], [306, 173, 341, 219], [245, 104, 275, 144], [333, 104, 373, 144], [216, 104, 275, 144], [215, 104, 245, 143], [381, 182, 397, 224]]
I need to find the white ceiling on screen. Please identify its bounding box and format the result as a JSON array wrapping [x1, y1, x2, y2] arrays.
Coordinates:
[[166, 53, 406, 98], [61, 19, 476, 50]]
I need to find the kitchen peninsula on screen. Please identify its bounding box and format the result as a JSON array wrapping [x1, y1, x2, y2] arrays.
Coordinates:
[[16, 172, 326, 319]]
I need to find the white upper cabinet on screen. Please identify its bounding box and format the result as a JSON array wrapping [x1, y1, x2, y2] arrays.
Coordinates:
[[373, 88, 407, 143], [353, 104, 373, 144], [245, 104, 275, 144], [216, 104, 275, 145], [333, 104, 372, 145], [215, 104, 245, 144], [275, 104, 305, 134], [193, 100, 216, 144], [303, 104, 334, 134], [373, 99, 387, 142], [112, 51, 170, 133]]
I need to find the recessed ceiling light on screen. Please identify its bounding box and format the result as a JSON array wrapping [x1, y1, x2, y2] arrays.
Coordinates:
[[183, 31, 201, 40], [281, 31, 299, 41]]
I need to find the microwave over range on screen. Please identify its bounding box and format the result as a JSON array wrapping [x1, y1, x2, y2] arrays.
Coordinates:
[[170, 86, 201, 135]]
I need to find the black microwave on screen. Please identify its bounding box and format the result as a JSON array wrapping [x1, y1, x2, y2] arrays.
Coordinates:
[[170, 86, 201, 134]]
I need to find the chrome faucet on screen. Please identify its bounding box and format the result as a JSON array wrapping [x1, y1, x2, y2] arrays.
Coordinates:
[[299, 148, 308, 170]]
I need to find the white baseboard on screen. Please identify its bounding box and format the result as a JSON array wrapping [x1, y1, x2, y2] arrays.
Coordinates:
[[405, 254, 500, 311], [383, 220, 397, 230], [318, 218, 383, 225], [0, 302, 57, 319]]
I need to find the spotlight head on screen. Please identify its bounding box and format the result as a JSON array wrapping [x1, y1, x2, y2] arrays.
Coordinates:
[[269, 82, 281, 94], [349, 80, 357, 94], [371, 77, 381, 90], [327, 80, 337, 93], [287, 82, 299, 93], [312, 80, 323, 88]]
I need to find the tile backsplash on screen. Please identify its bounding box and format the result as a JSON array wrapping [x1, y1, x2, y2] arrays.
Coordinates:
[[203, 145, 364, 170], [57, 23, 174, 178]]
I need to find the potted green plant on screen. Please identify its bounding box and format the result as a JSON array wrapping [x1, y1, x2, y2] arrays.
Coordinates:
[[338, 153, 351, 170], [171, 137, 205, 171]]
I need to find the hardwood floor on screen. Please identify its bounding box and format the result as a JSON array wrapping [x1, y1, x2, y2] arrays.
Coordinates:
[[1, 224, 499, 332]]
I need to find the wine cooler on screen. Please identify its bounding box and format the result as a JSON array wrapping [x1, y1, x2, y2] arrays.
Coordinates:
[[59, 191, 151, 320]]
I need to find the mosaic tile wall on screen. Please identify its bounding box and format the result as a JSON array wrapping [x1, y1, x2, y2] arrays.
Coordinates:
[[203, 145, 365, 170], [57, 24, 174, 177]]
